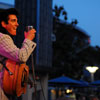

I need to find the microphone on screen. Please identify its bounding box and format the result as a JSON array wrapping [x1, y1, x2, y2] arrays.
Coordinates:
[[25, 26, 33, 32]]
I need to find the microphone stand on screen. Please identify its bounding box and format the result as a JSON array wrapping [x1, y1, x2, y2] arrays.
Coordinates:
[[26, 26, 37, 97], [31, 53, 37, 99], [26, 26, 37, 99]]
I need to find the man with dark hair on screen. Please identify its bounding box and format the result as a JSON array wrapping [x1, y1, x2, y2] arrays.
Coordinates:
[[0, 8, 36, 100], [0, 8, 19, 34]]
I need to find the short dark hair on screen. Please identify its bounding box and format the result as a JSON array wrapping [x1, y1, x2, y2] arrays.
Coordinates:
[[0, 8, 19, 24], [0, 8, 19, 33]]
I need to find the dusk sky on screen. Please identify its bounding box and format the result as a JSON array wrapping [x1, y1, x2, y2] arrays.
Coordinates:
[[0, 0, 100, 47]]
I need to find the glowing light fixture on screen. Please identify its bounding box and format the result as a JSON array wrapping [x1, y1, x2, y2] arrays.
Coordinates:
[[86, 66, 99, 82], [86, 66, 99, 73]]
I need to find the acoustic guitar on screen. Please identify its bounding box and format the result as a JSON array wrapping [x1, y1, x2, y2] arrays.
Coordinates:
[[3, 59, 29, 97]]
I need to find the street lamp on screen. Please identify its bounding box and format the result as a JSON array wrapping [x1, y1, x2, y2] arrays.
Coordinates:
[[86, 66, 99, 82]]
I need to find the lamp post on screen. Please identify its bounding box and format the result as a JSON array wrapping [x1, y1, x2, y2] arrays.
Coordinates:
[[86, 66, 99, 82]]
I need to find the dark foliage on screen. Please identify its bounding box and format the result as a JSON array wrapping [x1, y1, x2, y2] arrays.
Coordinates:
[[51, 5, 100, 81]]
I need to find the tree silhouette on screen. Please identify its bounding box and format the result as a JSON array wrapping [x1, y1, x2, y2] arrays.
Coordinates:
[[53, 5, 67, 21]]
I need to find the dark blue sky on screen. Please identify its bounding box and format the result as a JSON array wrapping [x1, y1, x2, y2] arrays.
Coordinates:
[[53, 0, 100, 47], [0, 0, 100, 46], [0, 0, 14, 5]]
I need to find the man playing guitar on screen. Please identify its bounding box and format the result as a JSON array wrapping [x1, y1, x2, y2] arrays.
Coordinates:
[[0, 8, 36, 100]]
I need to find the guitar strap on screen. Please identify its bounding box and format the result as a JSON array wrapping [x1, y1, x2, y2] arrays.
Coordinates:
[[0, 57, 12, 75]]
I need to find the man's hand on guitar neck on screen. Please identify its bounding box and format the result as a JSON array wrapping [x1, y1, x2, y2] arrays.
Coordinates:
[[24, 29, 36, 41]]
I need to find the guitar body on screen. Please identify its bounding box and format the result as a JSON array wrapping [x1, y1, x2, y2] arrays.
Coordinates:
[[3, 59, 29, 97]]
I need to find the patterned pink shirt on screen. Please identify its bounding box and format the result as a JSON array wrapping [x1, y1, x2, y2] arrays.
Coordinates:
[[0, 32, 36, 88]]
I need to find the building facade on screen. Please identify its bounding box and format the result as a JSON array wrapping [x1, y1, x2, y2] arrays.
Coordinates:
[[15, 0, 53, 68]]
